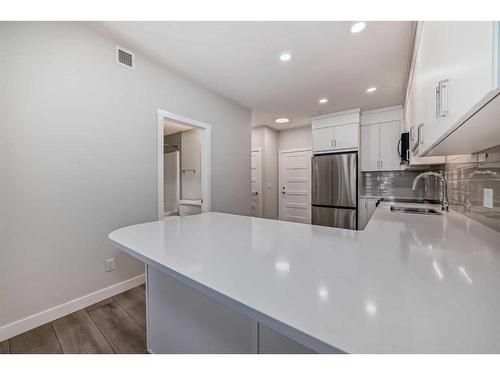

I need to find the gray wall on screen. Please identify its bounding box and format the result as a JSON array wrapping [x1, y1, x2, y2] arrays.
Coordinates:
[[0, 22, 251, 329], [278, 126, 312, 150], [251, 126, 278, 219]]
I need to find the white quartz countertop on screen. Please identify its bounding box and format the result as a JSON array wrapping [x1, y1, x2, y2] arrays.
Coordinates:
[[109, 204, 500, 353]]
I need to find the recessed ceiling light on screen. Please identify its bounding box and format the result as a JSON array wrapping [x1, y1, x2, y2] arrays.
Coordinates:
[[351, 22, 366, 33], [319, 98, 328, 104], [275, 117, 291, 124], [279, 52, 292, 62], [366, 87, 377, 93]]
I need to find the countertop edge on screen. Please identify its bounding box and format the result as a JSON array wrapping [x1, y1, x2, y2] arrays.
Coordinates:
[[108, 234, 345, 354]]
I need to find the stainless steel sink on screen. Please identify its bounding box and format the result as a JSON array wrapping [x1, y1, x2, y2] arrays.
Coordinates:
[[390, 206, 443, 215]]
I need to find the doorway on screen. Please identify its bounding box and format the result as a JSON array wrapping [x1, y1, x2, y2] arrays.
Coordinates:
[[278, 148, 312, 223], [157, 109, 211, 220], [250, 147, 263, 217]]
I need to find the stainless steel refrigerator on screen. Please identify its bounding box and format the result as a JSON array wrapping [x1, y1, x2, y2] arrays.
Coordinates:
[[311, 152, 358, 230]]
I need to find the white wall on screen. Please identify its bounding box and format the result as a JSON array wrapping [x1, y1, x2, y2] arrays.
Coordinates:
[[278, 126, 312, 150], [251, 127, 278, 219], [0, 22, 251, 332]]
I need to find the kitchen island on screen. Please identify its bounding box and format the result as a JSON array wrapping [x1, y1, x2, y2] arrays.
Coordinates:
[[109, 203, 500, 353]]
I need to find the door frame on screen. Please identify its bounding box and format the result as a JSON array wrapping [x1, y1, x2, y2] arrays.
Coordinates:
[[278, 147, 312, 222], [157, 109, 212, 220], [250, 147, 263, 217]]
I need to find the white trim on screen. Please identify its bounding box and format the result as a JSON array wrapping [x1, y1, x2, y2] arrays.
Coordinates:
[[310, 107, 361, 121], [278, 147, 312, 154], [361, 104, 403, 115], [0, 274, 145, 342], [146, 265, 151, 354], [250, 147, 263, 218], [157, 109, 212, 220]]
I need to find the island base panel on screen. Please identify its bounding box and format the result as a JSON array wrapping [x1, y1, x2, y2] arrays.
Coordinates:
[[147, 265, 315, 354]]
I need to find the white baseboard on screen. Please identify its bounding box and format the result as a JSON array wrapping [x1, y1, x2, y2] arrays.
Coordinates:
[[0, 274, 145, 342]]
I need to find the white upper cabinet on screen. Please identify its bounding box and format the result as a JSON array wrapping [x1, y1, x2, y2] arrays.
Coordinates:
[[312, 127, 335, 153], [406, 21, 500, 157], [311, 109, 360, 154], [333, 123, 359, 151], [379, 120, 401, 171], [360, 123, 379, 171], [360, 106, 403, 171]]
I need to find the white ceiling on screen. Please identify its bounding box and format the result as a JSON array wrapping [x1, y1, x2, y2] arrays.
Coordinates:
[[164, 120, 192, 135], [93, 21, 415, 131]]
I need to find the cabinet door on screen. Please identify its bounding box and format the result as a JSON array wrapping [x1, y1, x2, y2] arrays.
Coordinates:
[[419, 21, 449, 152], [359, 198, 379, 230], [360, 124, 379, 171], [445, 22, 494, 131], [333, 123, 358, 150], [379, 120, 401, 171], [358, 199, 368, 230], [312, 127, 334, 153]]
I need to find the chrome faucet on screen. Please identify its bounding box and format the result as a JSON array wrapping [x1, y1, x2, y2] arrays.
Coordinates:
[[412, 172, 449, 211]]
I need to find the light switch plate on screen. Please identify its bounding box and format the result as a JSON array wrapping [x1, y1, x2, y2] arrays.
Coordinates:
[[484, 188, 493, 208]]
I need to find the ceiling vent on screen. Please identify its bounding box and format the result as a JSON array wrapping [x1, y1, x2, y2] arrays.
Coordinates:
[[116, 46, 135, 69]]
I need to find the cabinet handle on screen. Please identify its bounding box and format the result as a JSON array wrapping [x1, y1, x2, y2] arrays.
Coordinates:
[[418, 124, 424, 146], [333, 139, 337, 148], [436, 79, 450, 118], [331, 139, 334, 148], [380, 160, 383, 169]]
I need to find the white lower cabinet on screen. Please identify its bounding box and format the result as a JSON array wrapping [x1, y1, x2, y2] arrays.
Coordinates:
[[147, 265, 317, 354], [258, 324, 315, 354], [359, 198, 379, 230]]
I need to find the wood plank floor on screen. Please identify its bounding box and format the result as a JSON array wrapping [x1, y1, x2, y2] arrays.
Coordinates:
[[0, 285, 146, 354]]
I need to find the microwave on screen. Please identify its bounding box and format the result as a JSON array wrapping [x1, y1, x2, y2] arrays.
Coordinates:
[[399, 132, 410, 165]]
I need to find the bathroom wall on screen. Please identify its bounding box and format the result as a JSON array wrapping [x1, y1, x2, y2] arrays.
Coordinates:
[[164, 151, 180, 214], [445, 146, 500, 232], [0, 22, 251, 336], [181, 129, 202, 200]]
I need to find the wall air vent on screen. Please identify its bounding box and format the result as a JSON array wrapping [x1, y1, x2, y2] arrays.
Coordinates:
[[116, 46, 135, 69]]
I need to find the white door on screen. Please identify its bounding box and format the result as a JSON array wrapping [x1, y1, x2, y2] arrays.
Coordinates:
[[279, 149, 312, 224], [333, 123, 359, 150], [312, 127, 334, 153], [250, 148, 263, 217], [360, 124, 379, 171], [379, 120, 401, 171]]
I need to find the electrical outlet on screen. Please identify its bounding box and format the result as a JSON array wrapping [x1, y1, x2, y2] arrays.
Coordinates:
[[380, 183, 385, 190], [484, 188, 493, 208], [105, 258, 115, 272]]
